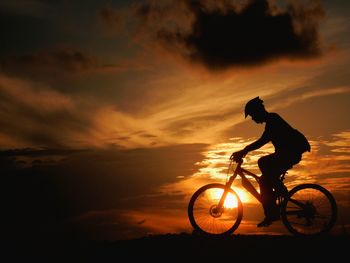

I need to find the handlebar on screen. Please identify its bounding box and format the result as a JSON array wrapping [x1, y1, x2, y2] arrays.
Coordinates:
[[233, 157, 244, 164], [230, 154, 245, 164], [230, 150, 247, 163]]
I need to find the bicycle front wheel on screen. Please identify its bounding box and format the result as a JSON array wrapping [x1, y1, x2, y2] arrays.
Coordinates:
[[188, 183, 243, 236], [281, 183, 337, 236]]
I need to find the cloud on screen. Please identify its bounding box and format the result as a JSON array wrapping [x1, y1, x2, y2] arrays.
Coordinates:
[[0, 1, 347, 151], [0, 74, 92, 148], [0, 143, 206, 240], [98, 5, 126, 35], [0, 45, 153, 95], [134, 0, 326, 70], [0, 74, 163, 149], [0, 0, 48, 17], [0, 47, 99, 78]]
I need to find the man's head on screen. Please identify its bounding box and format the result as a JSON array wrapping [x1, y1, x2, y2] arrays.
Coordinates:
[[244, 96, 267, 123]]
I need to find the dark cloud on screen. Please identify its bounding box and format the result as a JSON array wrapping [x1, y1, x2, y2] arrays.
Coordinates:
[[0, 8, 56, 54], [99, 6, 125, 33], [153, 0, 326, 70], [0, 148, 85, 157], [0, 144, 206, 240], [0, 83, 90, 148], [0, 47, 99, 79]]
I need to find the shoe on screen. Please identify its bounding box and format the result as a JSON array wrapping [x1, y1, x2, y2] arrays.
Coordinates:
[[257, 217, 273, 227], [257, 215, 280, 228]]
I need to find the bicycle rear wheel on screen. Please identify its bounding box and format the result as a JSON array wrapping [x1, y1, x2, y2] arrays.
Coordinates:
[[188, 183, 243, 236], [281, 183, 337, 236]]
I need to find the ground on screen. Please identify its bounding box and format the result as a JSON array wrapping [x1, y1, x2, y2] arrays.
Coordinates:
[[5, 232, 349, 262]]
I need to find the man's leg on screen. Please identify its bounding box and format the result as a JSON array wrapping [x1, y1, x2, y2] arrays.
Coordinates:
[[258, 177, 280, 222], [257, 154, 281, 226]]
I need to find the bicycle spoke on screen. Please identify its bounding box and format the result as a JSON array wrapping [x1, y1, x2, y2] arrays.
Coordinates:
[[281, 184, 337, 236], [284, 209, 303, 216], [188, 184, 243, 235]]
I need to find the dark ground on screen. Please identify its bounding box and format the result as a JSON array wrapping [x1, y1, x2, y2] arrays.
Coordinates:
[[4, 233, 349, 262]]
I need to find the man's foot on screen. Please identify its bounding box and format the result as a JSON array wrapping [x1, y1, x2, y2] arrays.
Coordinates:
[[257, 217, 273, 227], [257, 215, 280, 228]]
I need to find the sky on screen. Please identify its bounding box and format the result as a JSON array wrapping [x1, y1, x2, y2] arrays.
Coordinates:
[[0, 0, 349, 241]]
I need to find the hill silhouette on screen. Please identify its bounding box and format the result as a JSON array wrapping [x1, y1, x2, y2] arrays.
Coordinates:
[[6, 232, 349, 262]]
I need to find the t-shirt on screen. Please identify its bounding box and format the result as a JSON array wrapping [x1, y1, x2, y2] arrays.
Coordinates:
[[246, 113, 310, 155]]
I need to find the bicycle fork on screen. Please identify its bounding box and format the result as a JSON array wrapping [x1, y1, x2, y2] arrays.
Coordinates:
[[216, 171, 238, 212]]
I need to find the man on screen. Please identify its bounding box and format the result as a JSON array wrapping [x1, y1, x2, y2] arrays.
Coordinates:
[[231, 97, 310, 227]]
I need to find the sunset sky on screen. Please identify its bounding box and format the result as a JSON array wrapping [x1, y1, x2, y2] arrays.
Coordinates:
[[1, 0, 349, 240]]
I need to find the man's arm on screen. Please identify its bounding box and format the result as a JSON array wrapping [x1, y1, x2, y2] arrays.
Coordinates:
[[243, 132, 270, 152], [230, 131, 270, 161]]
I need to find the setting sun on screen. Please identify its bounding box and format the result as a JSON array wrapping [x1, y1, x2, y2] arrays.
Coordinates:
[[210, 188, 238, 208], [210, 187, 251, 208]]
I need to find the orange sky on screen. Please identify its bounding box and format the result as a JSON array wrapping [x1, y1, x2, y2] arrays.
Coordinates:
[[0, 0, 349, 240]]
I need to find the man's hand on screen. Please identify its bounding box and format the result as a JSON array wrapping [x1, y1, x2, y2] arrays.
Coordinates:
[[230, 149, 247, 162]]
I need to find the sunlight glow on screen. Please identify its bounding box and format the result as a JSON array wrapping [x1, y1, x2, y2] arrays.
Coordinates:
[[210, 188, 238, 208], [209, 187, 252, 208]]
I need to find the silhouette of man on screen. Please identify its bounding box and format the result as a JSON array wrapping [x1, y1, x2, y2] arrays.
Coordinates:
[[231, 97, 310, 227]]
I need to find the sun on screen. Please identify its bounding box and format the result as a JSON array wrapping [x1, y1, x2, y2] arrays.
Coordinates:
[[209, 188, 251, 208]]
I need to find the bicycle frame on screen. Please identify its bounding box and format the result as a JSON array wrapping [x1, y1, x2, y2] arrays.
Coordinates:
[[220, 160, 305, 211], [218, 160, 262, 210]]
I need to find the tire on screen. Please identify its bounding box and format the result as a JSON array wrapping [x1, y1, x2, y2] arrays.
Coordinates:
[[281, 183, 337, 236], [188, 183, 243, 236]]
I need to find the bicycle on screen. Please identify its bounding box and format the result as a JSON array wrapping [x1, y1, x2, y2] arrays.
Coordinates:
[[188, 158, 337, 236]]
